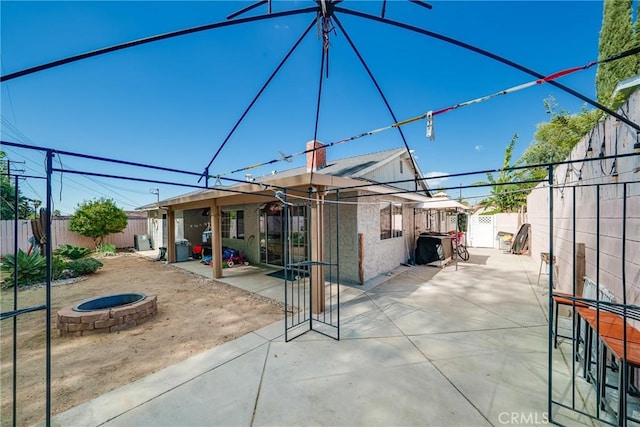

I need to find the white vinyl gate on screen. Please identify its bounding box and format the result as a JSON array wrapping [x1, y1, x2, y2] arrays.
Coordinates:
[[467, 215, 495, 248]]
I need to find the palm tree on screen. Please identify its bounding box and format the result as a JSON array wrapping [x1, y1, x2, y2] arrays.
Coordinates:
[[474, 134, 529, 213]]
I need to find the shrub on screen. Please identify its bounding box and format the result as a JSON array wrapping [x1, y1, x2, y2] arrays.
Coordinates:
[[54, 244, 91, 260], [69, 198, 128, 249], [97, 244, 116, 256], [1, 250, 46, 287], [51, 255, 68, 280], [67, 258, 103, 276]]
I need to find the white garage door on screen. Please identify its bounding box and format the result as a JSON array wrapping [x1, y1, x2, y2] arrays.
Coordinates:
[[468, 215, 495, 248]]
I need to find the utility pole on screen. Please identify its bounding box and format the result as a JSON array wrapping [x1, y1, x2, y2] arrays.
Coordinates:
[[2, 159, 25, 176], [150, 188, 159, 204]]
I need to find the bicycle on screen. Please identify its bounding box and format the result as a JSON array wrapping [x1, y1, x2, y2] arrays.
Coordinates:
[[450, 231, 470, 261]]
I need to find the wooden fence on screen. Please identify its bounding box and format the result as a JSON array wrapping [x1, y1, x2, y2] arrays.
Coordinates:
[[0, 218, 148, 254]]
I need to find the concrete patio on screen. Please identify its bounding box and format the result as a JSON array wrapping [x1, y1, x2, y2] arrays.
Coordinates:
[[51, 248, 601, 426]]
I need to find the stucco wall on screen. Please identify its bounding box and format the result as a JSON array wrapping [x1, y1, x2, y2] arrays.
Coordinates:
[[146, 209, 166, 249], [494, 213, 519, 237], [357, 194, 408, 283], [526, 90, 640, 302], [324, 192, 358, 285]]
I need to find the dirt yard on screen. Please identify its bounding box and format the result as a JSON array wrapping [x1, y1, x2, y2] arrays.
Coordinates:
[[0, 254, 284, 427]]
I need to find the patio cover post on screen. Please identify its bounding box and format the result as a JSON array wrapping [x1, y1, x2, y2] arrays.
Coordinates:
[[310, 187, 325, 314], [210, 201, 223, 279], [167, 209, 176, 263]]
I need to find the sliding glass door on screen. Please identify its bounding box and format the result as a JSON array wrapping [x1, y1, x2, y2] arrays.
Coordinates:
[[259, 203, 307, 266]]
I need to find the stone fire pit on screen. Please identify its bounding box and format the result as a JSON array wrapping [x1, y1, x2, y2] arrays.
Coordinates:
[[57, 293, 157, 336]]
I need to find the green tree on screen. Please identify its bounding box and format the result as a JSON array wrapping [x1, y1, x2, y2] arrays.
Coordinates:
[[596, 0, 639, 104], [69, 198, 128, 249], [520, 97, 601, 182], [475, 134, 529, 213], [0, 176, 16, 219]]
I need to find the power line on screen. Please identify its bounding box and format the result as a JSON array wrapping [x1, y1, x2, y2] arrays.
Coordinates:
[[0, 64, 18, 125], [1, 119, 150, 209], [1, 116, 37, 146]]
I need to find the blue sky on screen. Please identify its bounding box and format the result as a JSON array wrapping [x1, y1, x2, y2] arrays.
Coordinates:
[[1, 0, 608, 214]]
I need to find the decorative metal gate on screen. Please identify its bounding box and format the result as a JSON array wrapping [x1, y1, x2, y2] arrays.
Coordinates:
[[282, 189, 340, 342]]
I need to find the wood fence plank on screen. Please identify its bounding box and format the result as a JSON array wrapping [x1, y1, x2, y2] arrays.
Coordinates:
[[0, 218, 148, 254]]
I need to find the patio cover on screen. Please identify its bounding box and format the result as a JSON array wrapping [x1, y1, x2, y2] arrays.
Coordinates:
[[411, 198, 468, 210]]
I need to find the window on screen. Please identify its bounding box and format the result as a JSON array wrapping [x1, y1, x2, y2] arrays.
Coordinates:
[[380, 203, 403, 240], [221, 210, 244, 239], [399, 160, 403, 174]]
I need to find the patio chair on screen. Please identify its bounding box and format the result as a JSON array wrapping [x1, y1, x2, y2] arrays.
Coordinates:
[[551, 275, 613, 349], [597, 324, 640, 425], [552, 292, 589, 349]]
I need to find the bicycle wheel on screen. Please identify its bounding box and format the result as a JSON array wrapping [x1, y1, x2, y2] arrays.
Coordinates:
[[457, 245, 470, 261]]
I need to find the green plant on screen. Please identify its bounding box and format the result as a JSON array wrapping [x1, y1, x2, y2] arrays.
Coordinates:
[[97, 244, 116, 255], [474, 134, 527, 213], [69, 198, 128, 249], [51, 255, 68, 280], [0, 250, 46, 287], [67, 258, 103, 276], [54, 244, 91, 260], [457, 213, 468, 232]]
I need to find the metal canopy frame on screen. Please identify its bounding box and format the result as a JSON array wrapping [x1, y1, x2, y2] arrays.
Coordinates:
[[3, 2, 640, 425], [4, 0, 637, 181]]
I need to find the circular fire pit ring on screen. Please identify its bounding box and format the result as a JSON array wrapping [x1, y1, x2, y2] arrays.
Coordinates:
[[74, 293, 146, 312], [57, 293, 157, 337]]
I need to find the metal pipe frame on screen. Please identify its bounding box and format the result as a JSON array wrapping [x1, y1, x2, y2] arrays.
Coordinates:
[[547, 164, 554, 423], [332, 151, 640, 196], [333, 15, 422, 193], [200, 16, 318, 181], [45, 150, 53, 427], [12, 174, 19, 427], [332, 6, 640, 133], [0, 6, 319, 83]]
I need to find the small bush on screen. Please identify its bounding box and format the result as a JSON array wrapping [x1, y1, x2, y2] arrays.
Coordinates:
[[97, 244, 116, 255], [54, 244, 91, 260], [1, 250, 46, 287], [51, 255, 68, 280], [67, 258, 103, 276]]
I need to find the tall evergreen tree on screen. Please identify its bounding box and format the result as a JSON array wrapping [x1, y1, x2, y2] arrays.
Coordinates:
[[637, 3, 640, 47], [595, 0, 639, 104]]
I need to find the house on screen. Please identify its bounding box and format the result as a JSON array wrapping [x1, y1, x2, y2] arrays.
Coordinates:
[[138, 141, 454, 285]]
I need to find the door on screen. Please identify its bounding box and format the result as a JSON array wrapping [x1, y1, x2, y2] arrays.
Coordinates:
[[260, 202, 284, 266], [259, 202, 308, 266], [468, 215, 495, 248]]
